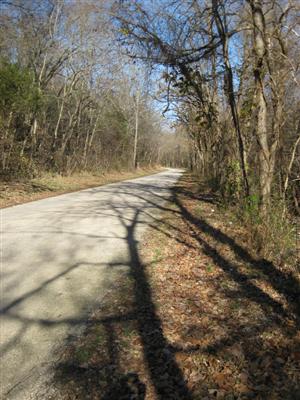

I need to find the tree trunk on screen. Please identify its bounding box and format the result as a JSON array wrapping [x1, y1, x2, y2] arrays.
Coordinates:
[[248, 0, 272, 214], [283, 120, 300, 206], [53, 85, 67, 151], [30, 117, 38, 160], [133, 92, 140, 169]]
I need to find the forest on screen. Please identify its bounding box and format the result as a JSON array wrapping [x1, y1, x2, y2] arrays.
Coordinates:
[[1, 2, 300, 399], [0, 0, 299, 258], [0, 0, 184, 180]]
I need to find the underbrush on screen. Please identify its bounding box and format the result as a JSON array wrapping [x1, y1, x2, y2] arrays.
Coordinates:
[[1, 151, 40, 181], [198, 171, 299, 274], [234, 197, 298, 272]]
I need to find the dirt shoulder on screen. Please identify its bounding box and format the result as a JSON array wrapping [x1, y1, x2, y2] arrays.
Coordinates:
[[0, 167, 162, 208], [44, 173, 299, 400]]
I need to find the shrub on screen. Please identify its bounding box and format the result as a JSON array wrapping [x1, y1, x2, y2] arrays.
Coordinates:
[[1, 151, 39, 180], [236, 196, 297, 269]]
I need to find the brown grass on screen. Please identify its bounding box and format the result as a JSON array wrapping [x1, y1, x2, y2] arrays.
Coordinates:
[[0, 167, 163, 208]]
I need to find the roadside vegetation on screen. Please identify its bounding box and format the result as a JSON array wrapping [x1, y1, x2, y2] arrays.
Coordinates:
[[2, 1, 298, 244], [115, 0, 299, 273], [1, 1, 299, 398], [0, 1, 183, 202], [0, 167, 162, 208]]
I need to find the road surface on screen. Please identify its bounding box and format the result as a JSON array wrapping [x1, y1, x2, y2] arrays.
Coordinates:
[[0, 168, 183, 399]]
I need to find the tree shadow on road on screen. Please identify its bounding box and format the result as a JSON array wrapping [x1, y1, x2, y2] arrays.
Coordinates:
[[49, 205, 192, 399], [3, 172, 299, 399], [46, 174, 299, 399]]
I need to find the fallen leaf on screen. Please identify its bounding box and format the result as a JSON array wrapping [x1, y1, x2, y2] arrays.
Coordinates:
[[239, 372, 249, 384], [236, 383, 252, 394]]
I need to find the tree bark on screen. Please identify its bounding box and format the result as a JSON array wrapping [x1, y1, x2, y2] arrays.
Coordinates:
[[283, 120, 300, 204], [133, 92, 140, 169], [248, 0, 272, 213]]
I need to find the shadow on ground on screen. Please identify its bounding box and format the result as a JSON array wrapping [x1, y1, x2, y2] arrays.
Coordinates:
[[4, 173, 299, 399], [48, 186, 193, 399]]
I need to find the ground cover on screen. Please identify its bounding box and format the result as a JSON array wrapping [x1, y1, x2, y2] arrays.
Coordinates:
[[46, 174, 300, 400]]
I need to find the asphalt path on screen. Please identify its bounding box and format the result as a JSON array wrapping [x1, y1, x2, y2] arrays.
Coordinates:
[[0, 168, 183, 399]]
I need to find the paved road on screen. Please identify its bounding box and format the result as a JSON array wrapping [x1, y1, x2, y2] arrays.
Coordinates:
[[0, 169, 183, 399]]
